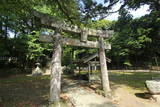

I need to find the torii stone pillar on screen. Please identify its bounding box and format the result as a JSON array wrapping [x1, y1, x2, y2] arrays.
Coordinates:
[[99, 37, 110, 95], [50, 32, 62, 105]]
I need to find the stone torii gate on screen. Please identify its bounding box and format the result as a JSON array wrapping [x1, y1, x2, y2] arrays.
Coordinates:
[[34, 11, 113, 104]]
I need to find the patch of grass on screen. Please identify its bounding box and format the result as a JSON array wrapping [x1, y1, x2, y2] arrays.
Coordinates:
[[75, 70, 99, 75], [0, 75, 50, 84], [1, 71, 158, 106], [109, 72, 160, 90], [77, 70, 160, 91], [75, 70, 160, 91], [0, 75, 51, 107], [0, 75, 72, 107]]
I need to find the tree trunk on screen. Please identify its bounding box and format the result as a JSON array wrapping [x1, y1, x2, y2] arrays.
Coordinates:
[[91, 66, 93, 74], [88, 64, 91, 82], [50, 33, 62, 105], [79, 67, 81, 76], [154, 55, 159, 66], [4, 18, 8, 38], [0, 17, 2, 37], [99, 37, 110, 96]]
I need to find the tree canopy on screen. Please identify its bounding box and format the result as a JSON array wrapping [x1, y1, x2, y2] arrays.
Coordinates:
[[0, 0, 160, 71]]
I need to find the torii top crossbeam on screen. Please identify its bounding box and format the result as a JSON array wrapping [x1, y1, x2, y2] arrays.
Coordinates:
[[33, 11, 113, 50], [33, 11, 113, 38]]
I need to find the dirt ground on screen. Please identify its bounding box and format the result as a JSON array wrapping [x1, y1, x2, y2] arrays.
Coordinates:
[[62, 77, 160, 107], [62, 78, 116, 107], [110, 84, 160, 107], [0, 74, 160, 107]]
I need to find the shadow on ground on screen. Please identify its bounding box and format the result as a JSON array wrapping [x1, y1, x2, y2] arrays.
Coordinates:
[[1, 72, 158, 107], [135, 92, 151, 99], [0, 75, 50, 107]]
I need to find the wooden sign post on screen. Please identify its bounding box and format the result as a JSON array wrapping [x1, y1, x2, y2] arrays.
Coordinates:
[[34, 11, 113, 104]]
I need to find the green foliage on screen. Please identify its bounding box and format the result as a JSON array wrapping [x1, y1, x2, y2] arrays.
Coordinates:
[[0, 0, 160, 71], [87, 19, 112, 29], [123, 61, 132, 67], [18, 31, 51, 61], [0, 30, 52, 68], [0, 0, 81, 69], [109, 8, 160, 69]]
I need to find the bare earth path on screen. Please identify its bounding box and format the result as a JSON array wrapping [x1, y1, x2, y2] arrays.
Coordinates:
[[61, 78, 160, 107], [62, 79, 117, 107], [112, 85, 160, 107]]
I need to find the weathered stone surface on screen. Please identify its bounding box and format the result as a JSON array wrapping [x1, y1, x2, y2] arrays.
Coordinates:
[[146, 80, 160, 94], [89, 74, 101, 81], [33, 11, 113, 38], [81, 28, 88, 42], [99, 37, 111, 95], [50, 33, 62, 102], [32, 63, 43, 76], [34, 10, 112, 103], [39, 35, 111, 49]]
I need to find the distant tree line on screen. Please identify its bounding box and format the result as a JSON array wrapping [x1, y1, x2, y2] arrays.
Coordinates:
[[0, 0, 159, 73]]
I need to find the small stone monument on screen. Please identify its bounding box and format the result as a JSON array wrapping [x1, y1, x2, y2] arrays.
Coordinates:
[[145, 80, 160, 102], [90, 74, 101, 81], [32, 63, 43, 76]]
